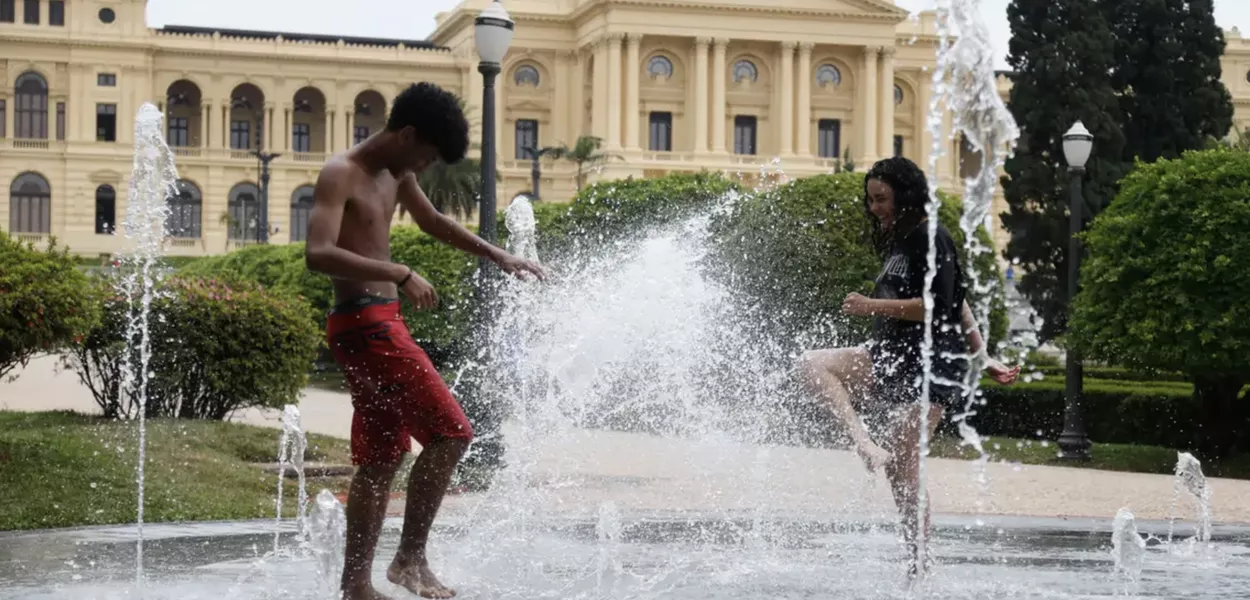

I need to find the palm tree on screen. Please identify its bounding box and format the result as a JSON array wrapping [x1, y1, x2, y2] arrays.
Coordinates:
[[546, 135, 620, 191]]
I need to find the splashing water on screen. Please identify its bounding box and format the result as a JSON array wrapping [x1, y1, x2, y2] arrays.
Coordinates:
[[917, 0, 1021, 570], [274, 404, 310, 554], [1169, 451, 1213, 546], [1110, 507, 1146, 593], [505, 194, 539, 262], [306, 489, 347, 594], [119, 103, 178, 585]]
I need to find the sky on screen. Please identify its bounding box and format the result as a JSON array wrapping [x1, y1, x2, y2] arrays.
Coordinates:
[[146, 0, 1250, 70]]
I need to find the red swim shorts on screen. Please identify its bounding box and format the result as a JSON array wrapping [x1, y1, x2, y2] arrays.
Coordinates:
[[325, 296, 474, 466]]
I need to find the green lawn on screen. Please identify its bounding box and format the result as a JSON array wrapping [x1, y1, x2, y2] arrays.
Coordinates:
[[0, 411, 352, 531], [928, 434, 1250, 479]]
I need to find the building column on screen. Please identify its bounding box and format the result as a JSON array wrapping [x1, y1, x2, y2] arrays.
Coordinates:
[[606, 33, 624, 150], [624, 33, 642, 151], [711, 38, 728, 153], [201, 102, 212, 149], [917, 70, 933, 172], [796, 42, 813, 156], [553, 50, 572, 145], [282, 104, 292, 152], [345, 108, 355, 150], [265, 103, 276, 152], [878, 47, 896, 159], [568, 50, 585, 142], [779, 41, 796, 156], [693, 36, 710, 153], [3, 93, 13, 139], [592, 38, 609, 142], [859, 46, 880, 163], [324, 107, 334, 152], [222, 104, 231, 149]]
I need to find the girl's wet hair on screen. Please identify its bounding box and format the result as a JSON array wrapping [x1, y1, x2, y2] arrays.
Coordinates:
[[863, 156, 931, 256]]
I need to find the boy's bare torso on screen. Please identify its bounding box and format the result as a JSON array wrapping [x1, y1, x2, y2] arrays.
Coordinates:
[[326, 153, 406, 304]]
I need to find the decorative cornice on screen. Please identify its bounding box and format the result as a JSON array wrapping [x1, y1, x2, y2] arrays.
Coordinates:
[[713, 37, 730, 49], [781, 40, 798, 51], [606, 32, 626, 44], [694, 36, 712, 48], [626, 33, 643, 45], [568, 0, 908, 24], [798, 42, 815, 54]]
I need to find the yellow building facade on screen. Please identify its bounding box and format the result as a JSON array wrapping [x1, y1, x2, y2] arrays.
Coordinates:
[[2, 0, 1249, 258]]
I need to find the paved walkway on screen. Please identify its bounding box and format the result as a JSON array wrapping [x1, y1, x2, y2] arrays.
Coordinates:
[[4, 354, 1247, 525]]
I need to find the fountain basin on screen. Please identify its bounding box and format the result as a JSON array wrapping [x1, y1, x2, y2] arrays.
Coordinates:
[[3, 513, 1247, 599]]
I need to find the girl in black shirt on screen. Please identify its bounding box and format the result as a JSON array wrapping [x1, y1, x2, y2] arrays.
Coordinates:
[[798, 157, 1019, 576]]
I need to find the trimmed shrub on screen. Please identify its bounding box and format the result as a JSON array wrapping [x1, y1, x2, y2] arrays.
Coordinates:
[[63, 275, 321, 420], [1071, 148, 1250, 458], [0, 233, 102, 381]]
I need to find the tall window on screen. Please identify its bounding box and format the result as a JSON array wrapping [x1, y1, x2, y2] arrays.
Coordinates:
[[1, 0, 15, 23], [0, 100, 6, 138], [227, 182, 261, 241], [733, 115, 757, 155], [289, 185, 315, 242], [9, 172, 51, 234], [49, 0, 63, 25], [648, 112, 672, 152], [817, 119, 841, 159], [95, 185, 116, 234], [96, 104, 117, 142], [894, 135, 904, 158], [230, 120, 251, 150], [56, 102, 65, 141], [292, 123, 311, 152], [23, 0, 37, 24], [14, 71, 48, 139], [515, 119, 538, 160], [166, 180, 202, 239], [167, 117, 189, 147], [353, 126, 369, 145]]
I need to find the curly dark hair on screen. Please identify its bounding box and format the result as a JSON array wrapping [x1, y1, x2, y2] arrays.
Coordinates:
[[863, 156, 931, 256], [386, 82, 469, 164]]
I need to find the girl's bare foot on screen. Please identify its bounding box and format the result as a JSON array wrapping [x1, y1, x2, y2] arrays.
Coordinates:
[[341, 584, 395, 600], [856, 440, 893, 473], [387, 561, 456, 599]]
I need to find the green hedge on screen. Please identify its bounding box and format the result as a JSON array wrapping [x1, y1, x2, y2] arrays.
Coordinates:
[[971, 377, 1203, 451]]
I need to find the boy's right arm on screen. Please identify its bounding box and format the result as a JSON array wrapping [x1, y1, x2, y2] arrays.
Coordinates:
[[304, 163, 409, 284]]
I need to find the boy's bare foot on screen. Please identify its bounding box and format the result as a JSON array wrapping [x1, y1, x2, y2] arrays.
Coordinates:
[[387, 561, 456, 599], [342, 584, 395, 600], [855, 440, 892, 473]]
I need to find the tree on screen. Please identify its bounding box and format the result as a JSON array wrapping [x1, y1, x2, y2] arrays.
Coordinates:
[[1000, 0, 1128, 342], [0, 234, 101, 381], [546, 135, 619, 191], [1070, 149, 1250, 460], [1105, 0, 1233, 164]]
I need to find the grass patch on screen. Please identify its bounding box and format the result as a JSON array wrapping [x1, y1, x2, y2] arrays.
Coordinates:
[[929, 434, 1250, 479], [0, 411, 352, 531]]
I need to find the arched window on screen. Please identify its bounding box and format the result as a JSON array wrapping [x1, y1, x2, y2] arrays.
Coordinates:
[[15, 71, 48, 139], [166, 180, 202, 238], [816, 64, 842, 88], [289, 185, 315, 243], [94, 185, 116, 235], [227, 182, 261, 241], [647, 56, 674, 80], [732, 60, 758, 84], [513, 65, 540, 87], [894, 84, 904, 105], [9, 172, 51, 234]]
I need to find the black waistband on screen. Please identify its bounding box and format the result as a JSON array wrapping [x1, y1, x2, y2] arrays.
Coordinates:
[[328, 295, 398, 315]]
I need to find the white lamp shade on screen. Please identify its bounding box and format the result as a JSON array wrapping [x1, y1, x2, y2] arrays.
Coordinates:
[[475, 1, 515, 64], [1062, 121, 1094, 169]]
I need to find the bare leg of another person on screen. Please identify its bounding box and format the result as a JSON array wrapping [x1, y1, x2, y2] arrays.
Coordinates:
[[342, 464, 402, 600], [386, 438, 470, 599], [883, 403, 944, 578], [799, 348, 892, 472]]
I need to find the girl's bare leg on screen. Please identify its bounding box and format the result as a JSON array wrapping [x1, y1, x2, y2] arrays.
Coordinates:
[[798, 347, 891, 472], [882, 402, 944, 576]]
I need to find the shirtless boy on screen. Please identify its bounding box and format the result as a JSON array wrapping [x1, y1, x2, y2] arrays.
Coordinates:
[[305, 82, 545, 600]]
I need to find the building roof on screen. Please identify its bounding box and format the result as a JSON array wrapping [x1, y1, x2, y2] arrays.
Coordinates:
[[157, 25, 446, 50]]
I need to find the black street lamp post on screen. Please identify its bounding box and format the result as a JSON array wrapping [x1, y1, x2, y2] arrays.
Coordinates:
[[474, 1, 515, 266], [1058, 120, 1093, 461], [252, 150, 281, 243]]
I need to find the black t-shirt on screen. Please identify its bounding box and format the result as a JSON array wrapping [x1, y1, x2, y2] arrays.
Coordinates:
[[869, 223, 968, 389]]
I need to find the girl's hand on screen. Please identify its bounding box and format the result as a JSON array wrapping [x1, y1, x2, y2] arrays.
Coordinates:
[[985, 358, 1021, 385], [841, 292, 876, 317]]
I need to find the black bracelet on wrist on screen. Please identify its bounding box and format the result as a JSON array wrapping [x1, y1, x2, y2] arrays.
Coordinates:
[[397, 271, 413, 287]]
